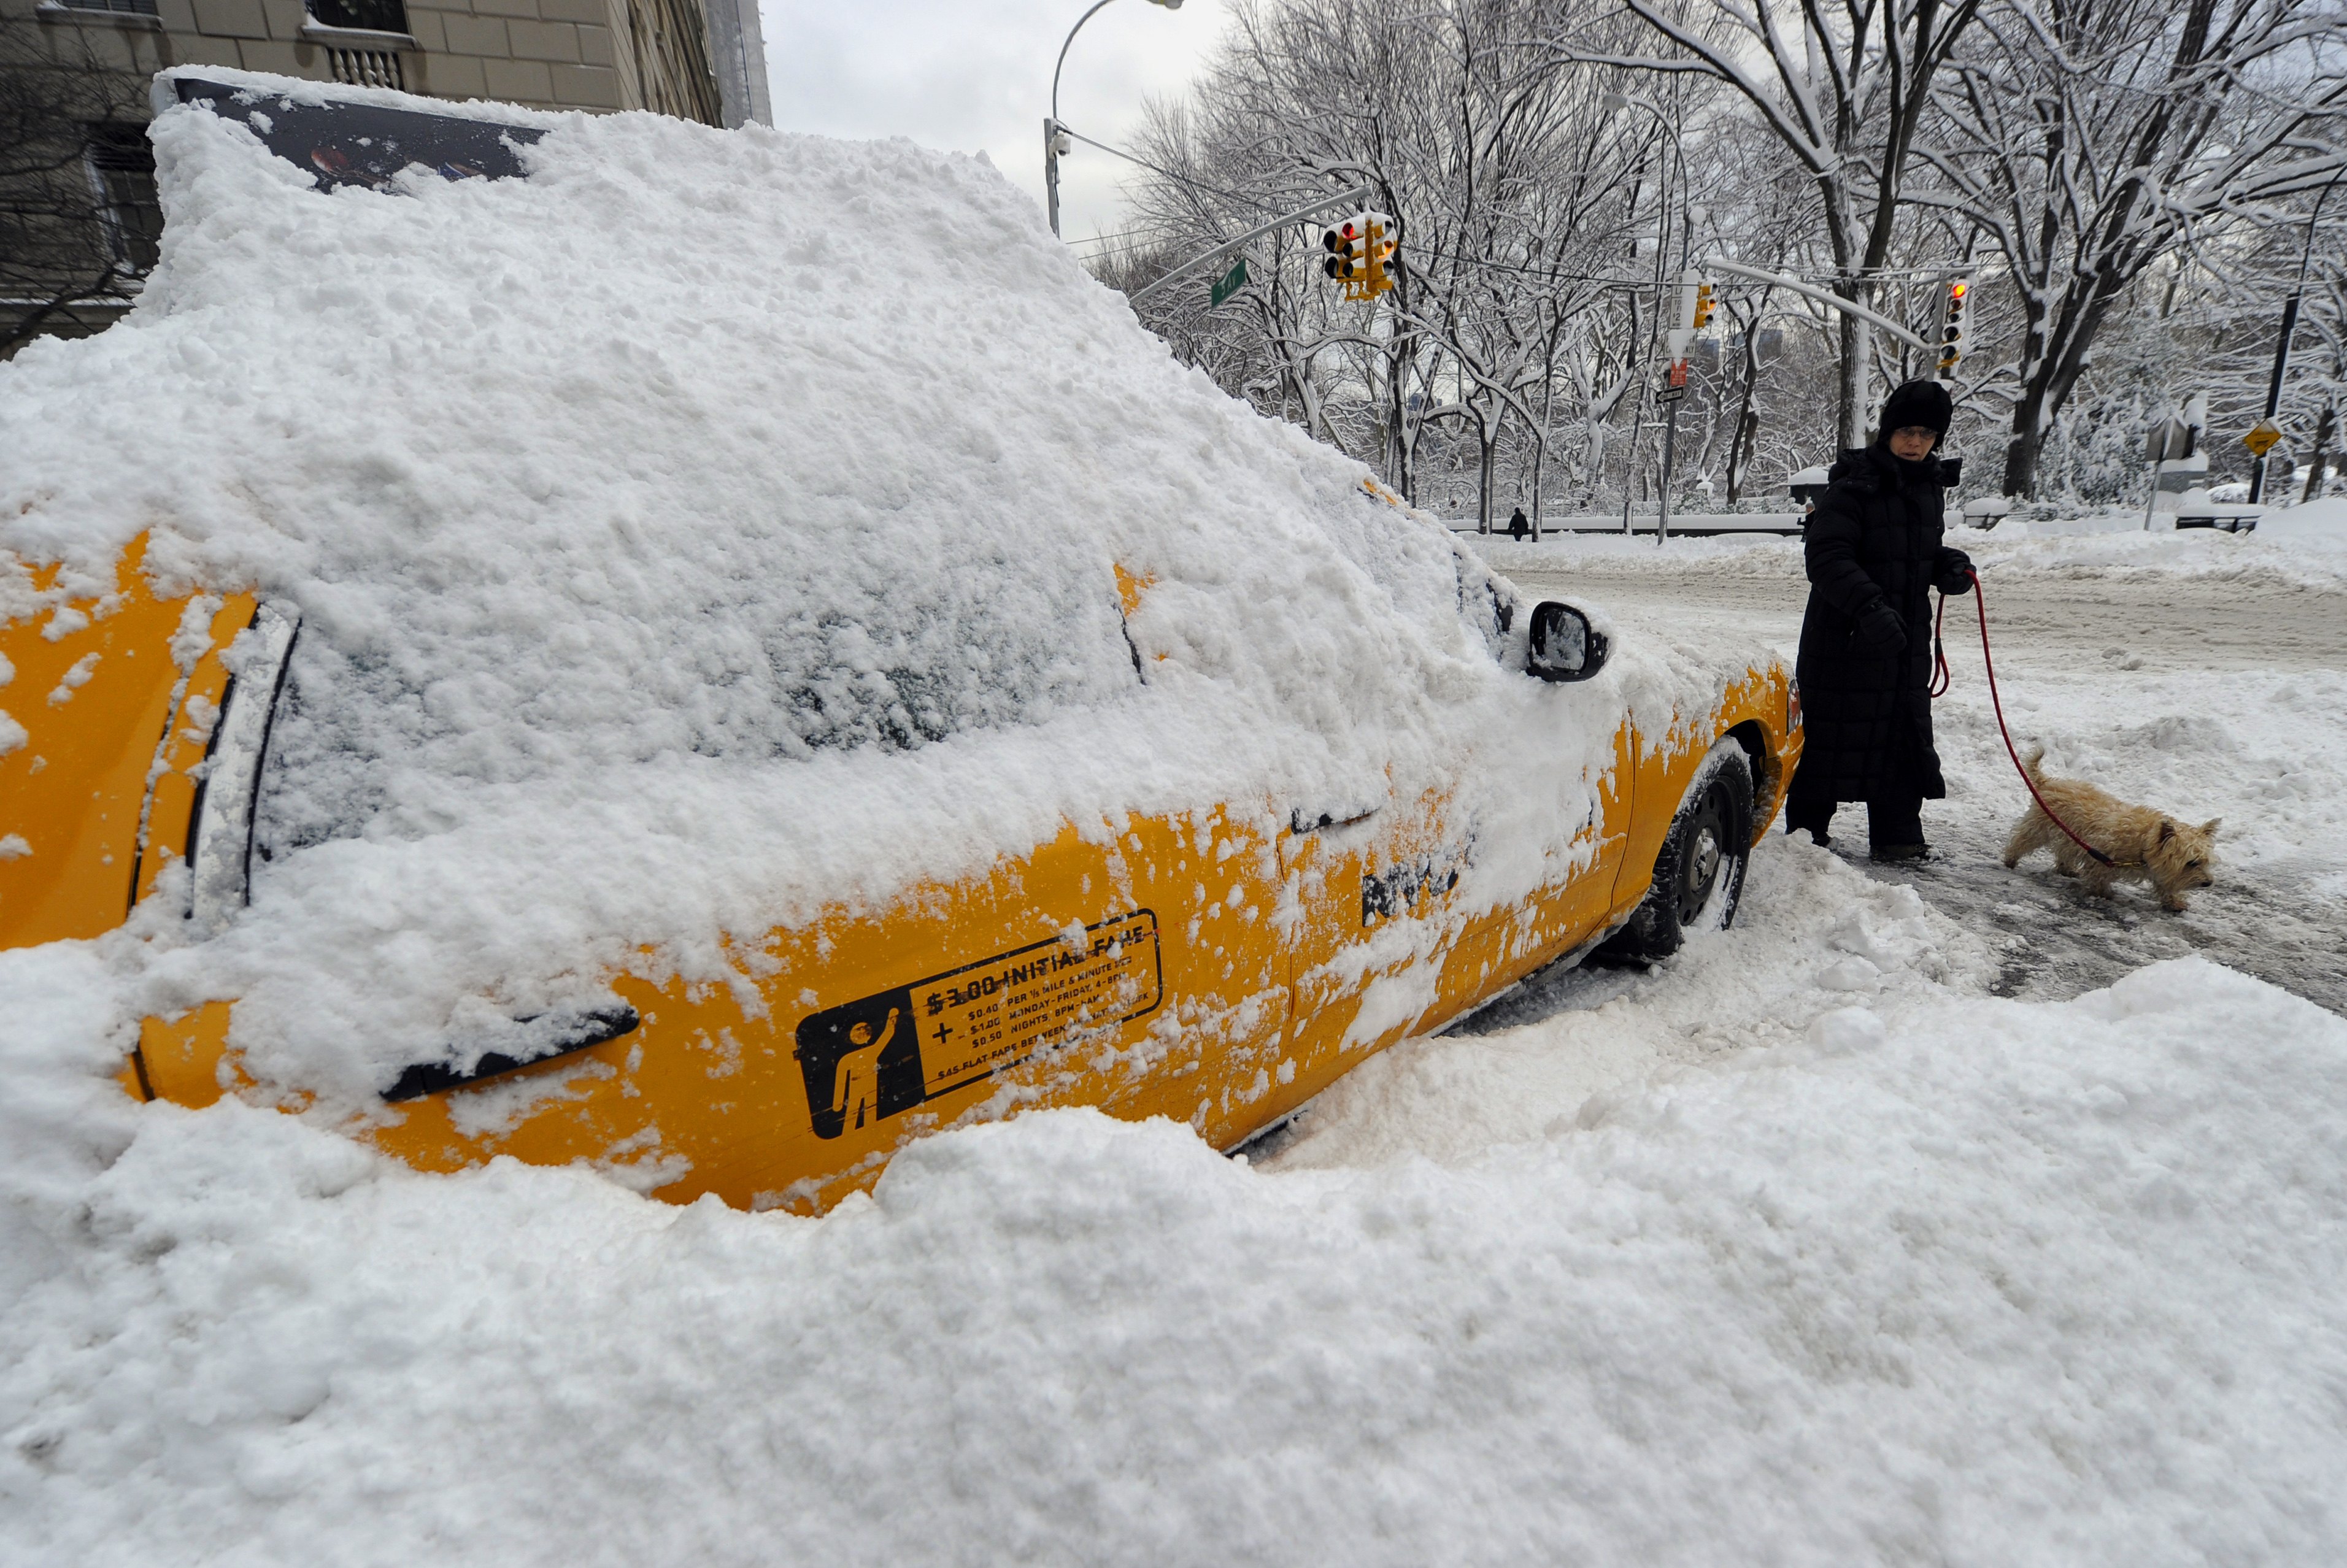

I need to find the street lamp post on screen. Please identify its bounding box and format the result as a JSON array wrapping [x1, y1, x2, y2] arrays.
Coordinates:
[[1603, 91, 1689, 542], [1045, 0, 1183, 240], [2248, 163, 2346, 505]]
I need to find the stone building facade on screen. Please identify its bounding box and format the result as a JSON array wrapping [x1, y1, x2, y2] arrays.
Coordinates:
[[0, 0, 768, 349]]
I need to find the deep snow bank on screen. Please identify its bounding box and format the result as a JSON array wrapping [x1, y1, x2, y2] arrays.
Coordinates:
[[6, 841, 2346, 1566]]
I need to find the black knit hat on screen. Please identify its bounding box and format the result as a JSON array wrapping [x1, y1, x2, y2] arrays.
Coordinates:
[[1878, 379, 1952, 440]]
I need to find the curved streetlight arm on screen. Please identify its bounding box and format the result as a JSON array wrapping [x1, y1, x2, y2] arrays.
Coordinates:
[[1700, 257, 1932, 352], [1051, 0, 1119, 128], [1044, 0, 1181, 239], [1602, 93, 1688, 267]]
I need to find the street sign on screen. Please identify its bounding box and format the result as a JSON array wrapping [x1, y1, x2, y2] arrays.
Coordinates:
[[2244, 420, 2283, 456], [1209, 255, 1249, 307], [2145, 416, 2192, 463], [1655, 385, 1687, 404], [1657, 356, 1689, 402]]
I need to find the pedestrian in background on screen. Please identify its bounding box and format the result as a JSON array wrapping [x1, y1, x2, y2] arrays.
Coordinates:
[[1785, 379, 1976, 860], [1508, 506, 1529, 540]]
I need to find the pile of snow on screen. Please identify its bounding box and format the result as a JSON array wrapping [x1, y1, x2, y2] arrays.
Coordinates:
[[2256, 493, 2347, 550], [1965, 521, 2347, 587], [1, 71, 1720, 1095], [7, 838, 2347, 1563]]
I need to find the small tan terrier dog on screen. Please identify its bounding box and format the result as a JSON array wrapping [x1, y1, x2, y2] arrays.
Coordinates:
[[2002, 748, 2221, 911]]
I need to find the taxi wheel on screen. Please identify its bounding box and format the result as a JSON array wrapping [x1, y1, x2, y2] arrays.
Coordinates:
[[1599, 739, 1754, 963]]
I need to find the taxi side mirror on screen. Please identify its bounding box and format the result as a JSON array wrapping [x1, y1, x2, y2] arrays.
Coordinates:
[[1528, 601, 1607, 682]]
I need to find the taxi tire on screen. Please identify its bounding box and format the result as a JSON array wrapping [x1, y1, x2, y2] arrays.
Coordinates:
[[1598, 739, 1754, 963]]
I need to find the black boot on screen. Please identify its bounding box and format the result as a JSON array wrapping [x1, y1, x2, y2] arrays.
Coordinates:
[[1867, 795, 1927, 862]]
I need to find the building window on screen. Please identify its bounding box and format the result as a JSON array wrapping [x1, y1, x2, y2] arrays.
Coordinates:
[[307, 0, 407, 34], [83, 125, 160, 274], [325, 47, 406, 88], [623, 0, 722, 126]]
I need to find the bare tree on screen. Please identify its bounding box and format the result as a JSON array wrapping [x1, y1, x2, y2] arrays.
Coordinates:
[[1921, 0, 2347, 496], [1117, 0, 1671, 523], [1567, 0, 1986, 449], [1104, 0, 2343, 521]]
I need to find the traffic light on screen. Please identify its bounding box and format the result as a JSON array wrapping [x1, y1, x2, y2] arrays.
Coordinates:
[[1363, 215, 1397, 291], [1324, 213, 1397, 300], [1322, 218, 1365, 282], [1938, 275, 1970, 378], [1692, 281, 1716, 330]]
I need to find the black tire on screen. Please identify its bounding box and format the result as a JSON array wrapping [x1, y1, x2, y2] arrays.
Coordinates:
[[1597, 739, 1754, 963]]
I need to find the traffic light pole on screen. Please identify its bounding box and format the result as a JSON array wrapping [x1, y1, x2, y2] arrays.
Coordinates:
[[1122, 185, 1373, 307], [1654, 267, 1702, 546], [1698, 258, 1932, 352], [2249, 166, 2344, 504], [1657, 402, 1681, 545]]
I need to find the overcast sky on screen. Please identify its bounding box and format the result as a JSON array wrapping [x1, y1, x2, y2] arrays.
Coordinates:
[[758, 0, 1231, 250]]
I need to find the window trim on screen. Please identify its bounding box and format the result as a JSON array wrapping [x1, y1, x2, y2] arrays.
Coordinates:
[[34, 0, 163, 28]]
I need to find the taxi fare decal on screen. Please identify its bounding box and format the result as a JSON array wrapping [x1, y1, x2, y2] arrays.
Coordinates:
[[793, 910, 1163, 1140]]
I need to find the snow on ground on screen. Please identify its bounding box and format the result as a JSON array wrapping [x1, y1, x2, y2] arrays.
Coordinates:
[[7, 837, 2347, 1566], [1490, 527, 2347, 1013], [1481, 513, 2347, 592], [13, 504, 2347, 1558]]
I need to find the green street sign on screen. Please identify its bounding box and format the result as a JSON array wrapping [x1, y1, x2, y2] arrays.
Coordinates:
[[1209, 255, 1249, 307]]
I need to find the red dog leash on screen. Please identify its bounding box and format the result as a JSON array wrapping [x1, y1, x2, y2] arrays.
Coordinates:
[[1934, 567, 2119, 868], [1927, 591, 1952, 698]]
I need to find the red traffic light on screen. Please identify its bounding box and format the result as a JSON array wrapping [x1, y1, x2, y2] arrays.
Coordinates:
[[1322, 221, 1367, 280]]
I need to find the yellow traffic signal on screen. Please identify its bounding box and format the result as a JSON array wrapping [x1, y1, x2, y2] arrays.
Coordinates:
[[1938, 276, 1970, 377], [1692, 282, 1715, 330], [1326, 213, 1397, 301], [1363, 220, 1397, 294]]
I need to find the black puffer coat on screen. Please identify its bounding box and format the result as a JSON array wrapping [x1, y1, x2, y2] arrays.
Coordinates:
[[1795, 445, 1960, 802]]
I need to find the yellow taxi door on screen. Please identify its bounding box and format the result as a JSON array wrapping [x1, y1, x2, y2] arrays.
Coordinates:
[[1272, 693, 1635, 1097]]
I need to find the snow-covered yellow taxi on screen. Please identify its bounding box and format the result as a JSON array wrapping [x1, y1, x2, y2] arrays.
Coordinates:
[[0, 71, 1798, 1212]]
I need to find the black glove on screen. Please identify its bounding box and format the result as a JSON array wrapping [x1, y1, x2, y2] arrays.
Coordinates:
[[1854, 599, 1908, 655], [1935, 547, 1975, 596]]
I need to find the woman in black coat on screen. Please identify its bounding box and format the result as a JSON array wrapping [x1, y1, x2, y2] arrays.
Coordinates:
[[1785, 380, 1975, 859]]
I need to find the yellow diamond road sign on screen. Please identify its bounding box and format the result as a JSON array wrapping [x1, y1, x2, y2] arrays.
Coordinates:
[[2244, 420, 2283, 456]]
